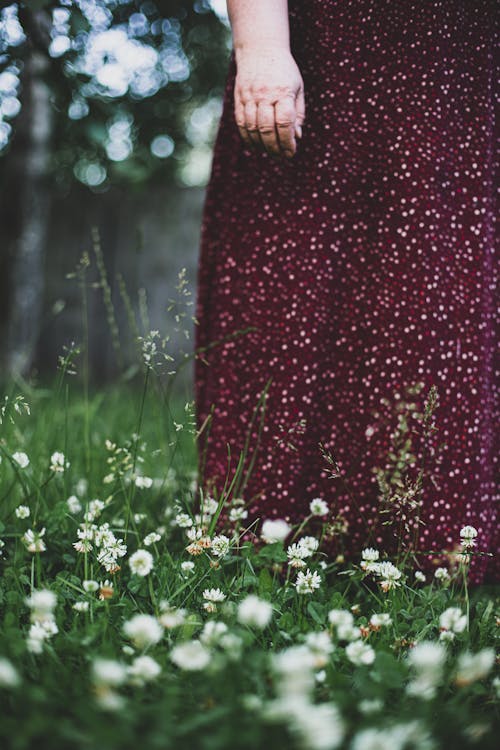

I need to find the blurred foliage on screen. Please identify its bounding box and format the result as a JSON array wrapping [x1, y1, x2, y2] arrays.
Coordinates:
[[0, 1, 231, 188]]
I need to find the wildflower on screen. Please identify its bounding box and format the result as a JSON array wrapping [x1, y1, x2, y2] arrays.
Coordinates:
[[73, 601, 90, 613], [15, 505, 30, 519], [0, 658, 20, 689], [170, 640, 211, 671], [134, 475, 153, 489], [345, 640, 375, 666], [66, 495, 82, 513], [202, 587, 226, 613], [272, 645, 317, 697], [414, 571, 426, 583], [261, 519, 291, 543], [202, 496, 219, 516], [459, 525, 478, 548], [143, 532, 161, 547], [328, 609, 353, 628], [128, 549, 154, 577], [175, 512, 193, 528], [211, 534, 230, 558], [406, 641, 446, 699], [287, 701, 344, 750], [0, 539, 5, 557], [123, 614, 163, 649], [12, 451, 29, 468], [158, 602, 187, 629], [83, 580, 99, 593], [200, 621, 228, 646], [358, 699, 384, 715], [99, 580, 114, 600], [434, 567, 450, 582], [229, 506, 248, 523], [309, 497, 329, 516], [22, 528, 46, 553], [127, 655, 161, 686], [287, 542, 309, 568], [237, 595, 273, 629], [219, 632, 243, 661], [180, 560, 195, 575], [439, 607, 467, 634], [455, 649, 495, 687], [92, 658, 128, 688], [50, 451, 68, 473], [370, 613, 392, 629], [295, 569, 322, 595], [25, 590, 57, 622], [376, 561, 402, 591], [27, 619, 58, 654], [304, 631, 334, 668], [360, 548, 380, 572], [299, 536, 320, 555]]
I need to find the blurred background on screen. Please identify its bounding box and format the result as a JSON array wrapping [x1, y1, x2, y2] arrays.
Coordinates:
[[0, 0, 231, 385]]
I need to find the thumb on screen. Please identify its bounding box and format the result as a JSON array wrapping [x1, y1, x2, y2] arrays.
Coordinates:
[[295, 86, 305, 138]]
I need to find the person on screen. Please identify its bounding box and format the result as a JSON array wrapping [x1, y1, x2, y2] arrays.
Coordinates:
[[194, 0, 497, 582]]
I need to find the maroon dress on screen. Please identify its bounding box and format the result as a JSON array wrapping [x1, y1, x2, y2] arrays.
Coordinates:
[[194, 0, 498, 582]]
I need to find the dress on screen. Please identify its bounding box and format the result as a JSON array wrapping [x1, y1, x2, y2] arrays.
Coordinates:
[[194, 0, 498, 583]]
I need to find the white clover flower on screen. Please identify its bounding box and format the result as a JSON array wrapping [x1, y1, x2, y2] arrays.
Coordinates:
[[261, 518, 291, 543], [298, 536, 320, 555], [459, 525, 478, 548], [26, 619, 58, 653], [287, 542, 310, 568], [229, 506, 248, 523], [143, 532, 161, 547], [15, 505, 30, 519], [22, 528, 46, 553], [237, 595, 273, 629], [73, 601, 90, 613], [0, 658, 20, 688], [406, 641, 446, 699], [370, 613, 392, 628], [202, 588, 226, 603], [304, 631, 334, 668], [295, 569, 322, 595], [180, 560, 195, 575], [309, 497, 329, 516], [0, 539, 5, 557], [375, 561, 402, 591], [82, 579, 98, 594], [439, 607, 467, 634], [175, 512, 193, 528], [66, 495, 82, 513], [123, 614, 163, 649], [127, 655, 161, 686], [358, 698, 384, 716], [170, 640, 211, 671], [345, 640, 375, 666], [328, 609, 353, 628], [50, 451, 68, 473], [25, 589, 57, 620], [158, 602, 187, 629], [219, 632, 243, 661], [455, 649, 495, 686], [92, 658, 128, 687], [434, 567, 450, 582], [211, 534, 230, 558], [12, 451, 29, 468], [414, 571, 426, 583], [272, 645, 317, 698], [202, 496, 219, 516], [134, 475, 153, 489], [199, 620, 228, 646], [128, 549, 154, 577], [287, 700, 345, 750], [360, 547, 380, 572]]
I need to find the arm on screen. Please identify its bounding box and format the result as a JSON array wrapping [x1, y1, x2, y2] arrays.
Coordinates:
[[227, 0, 305, 159]]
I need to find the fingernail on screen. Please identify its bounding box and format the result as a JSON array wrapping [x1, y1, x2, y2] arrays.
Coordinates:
[[296, 124, 302, 139]]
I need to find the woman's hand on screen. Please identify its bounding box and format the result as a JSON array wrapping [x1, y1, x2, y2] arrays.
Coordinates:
[[234, 47, 305, 160]]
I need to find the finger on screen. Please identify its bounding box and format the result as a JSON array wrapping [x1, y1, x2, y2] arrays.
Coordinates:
[[256, 101, 280, 157], [295, 86, 305, 139], [244, 100, 262, 149], [235, 95, 253, 149], [274, 95, 297, 157]]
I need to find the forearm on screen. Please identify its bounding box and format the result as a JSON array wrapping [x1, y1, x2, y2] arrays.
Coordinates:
[[227, 0, 290, 57]]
